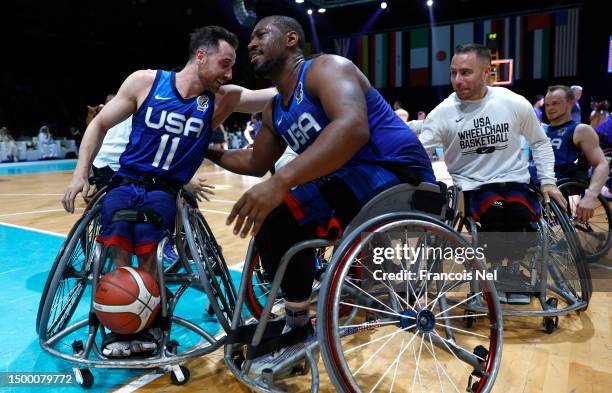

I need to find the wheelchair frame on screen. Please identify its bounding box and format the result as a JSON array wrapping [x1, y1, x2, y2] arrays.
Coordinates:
[[224, 183, 504, 393], [556, 178, 612, 261], [446, 185, 592, 333], [37, 189, 237, 388]]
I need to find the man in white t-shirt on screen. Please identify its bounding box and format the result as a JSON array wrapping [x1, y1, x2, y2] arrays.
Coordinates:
[[89, 94, 132, 187], [419, 43, 566, 304]]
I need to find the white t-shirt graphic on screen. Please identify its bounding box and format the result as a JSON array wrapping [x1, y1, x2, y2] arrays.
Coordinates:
[[419, 86, 556, 191]]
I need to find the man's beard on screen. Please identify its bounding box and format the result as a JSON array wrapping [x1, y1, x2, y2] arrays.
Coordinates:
[[253, 56, 283, 78]]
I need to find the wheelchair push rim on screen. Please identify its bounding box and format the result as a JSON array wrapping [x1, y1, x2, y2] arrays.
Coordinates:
[[318, 213, 503, 393]]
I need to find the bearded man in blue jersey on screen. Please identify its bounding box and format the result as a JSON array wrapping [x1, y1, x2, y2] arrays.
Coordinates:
[[206, 16, 435, 369], [62, 26, 275, 357]]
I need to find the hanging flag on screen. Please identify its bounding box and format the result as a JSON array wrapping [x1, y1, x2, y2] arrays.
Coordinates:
[[503, 17, 510, 60], [431, 25, 451, 85], [333, 37, 351, 58], [410, 28, 429, 86], [482, 19, 492, 45], [527, 12, 552, 79], [374, 33, 388, 88], [356, 35, 370, 80], [553, 8, 579, 77], [474, 20, 484, 44], [453, 22, 474, 51], [304, 42, 312, 58], [388, 31, 404, 87], [514, 15, 524, 79]]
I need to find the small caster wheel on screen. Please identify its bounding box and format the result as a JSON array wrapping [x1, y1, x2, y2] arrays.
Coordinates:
[[545, 297, 558, 309], [543, 316, 558, 334], [464, 311, 475, 328], [167, 340, 179, 355], [232, 351, 245, 369], [71, 340, 84, 354], [466, 371, 482, 392], [170, 365, 190, 385], [75, 368, 94, 389], [473, 345, 488, 363]]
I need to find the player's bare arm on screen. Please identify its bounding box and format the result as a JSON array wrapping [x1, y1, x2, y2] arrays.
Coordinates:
[[573, 123, 609, 220], [273, 55, 370, 190], [62, 70, 155, 213], [227, 55, 370, 237], [212, 85, 276, 129], [207, 98, 285, 176]]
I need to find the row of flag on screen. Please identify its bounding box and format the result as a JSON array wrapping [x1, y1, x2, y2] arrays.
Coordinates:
[[328, 8, 580, 88]]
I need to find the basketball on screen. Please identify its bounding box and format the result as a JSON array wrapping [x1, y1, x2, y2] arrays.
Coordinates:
[[93, 267, 161, 334]]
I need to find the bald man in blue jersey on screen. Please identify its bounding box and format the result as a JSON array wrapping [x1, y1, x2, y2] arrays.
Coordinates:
[[206, 16, 435, 368], [62, 26, 275, 357]]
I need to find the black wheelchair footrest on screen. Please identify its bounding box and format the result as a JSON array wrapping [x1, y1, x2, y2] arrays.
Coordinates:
[[246, 321, 314, 360], [227, 319, 286, 346]]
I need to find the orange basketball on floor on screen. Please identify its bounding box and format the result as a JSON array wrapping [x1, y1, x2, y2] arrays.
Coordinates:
[[93, 267, 161, 334]]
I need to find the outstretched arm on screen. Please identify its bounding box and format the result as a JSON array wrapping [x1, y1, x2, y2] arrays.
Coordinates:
[[573, 124, 609, 221], [213, 85, 276, 129], [206, 99, 285, 176], [62, 70, 154, 213]]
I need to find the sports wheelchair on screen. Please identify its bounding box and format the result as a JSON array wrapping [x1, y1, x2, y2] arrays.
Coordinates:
[[36, 187, 237, 388], [225, 182, 504, 393], [445, 184, 592, 334], [556, 177, 611, 261]]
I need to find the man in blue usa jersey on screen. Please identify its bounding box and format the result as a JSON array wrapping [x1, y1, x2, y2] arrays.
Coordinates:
[[206, 16, 435, 368], [544, 85, 608, 222], [62, 26, 275, 357]]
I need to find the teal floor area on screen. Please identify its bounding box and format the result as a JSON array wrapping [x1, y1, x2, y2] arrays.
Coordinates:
[[0, 159, 77, 176], [0, 223, 249, 392]]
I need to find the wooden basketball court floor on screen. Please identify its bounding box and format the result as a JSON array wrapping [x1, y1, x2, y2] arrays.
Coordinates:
[[0, 160, 611, 393]]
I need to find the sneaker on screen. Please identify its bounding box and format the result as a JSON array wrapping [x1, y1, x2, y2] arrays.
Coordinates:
[[102, 333, 131, 358], [249, 325, 316, 375], [163, 243, 179, 264], [507, 292, 532, 305], [130, 327, 162, 354]]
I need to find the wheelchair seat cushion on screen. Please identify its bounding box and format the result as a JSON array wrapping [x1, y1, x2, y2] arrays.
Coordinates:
[[465, 182, 541, 224], [284, 164, 407, 229]]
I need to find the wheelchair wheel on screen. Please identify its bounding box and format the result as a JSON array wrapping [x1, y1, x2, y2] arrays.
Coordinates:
[[180, 202, 237, 332], [37, 197, 103, 339], [557, 180, 612, 261], [541, 200, 592, 308], [318, 212, 503, 393], [445, 185, 461, 229]]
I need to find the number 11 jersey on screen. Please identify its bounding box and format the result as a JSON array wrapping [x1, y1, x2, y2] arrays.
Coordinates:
[[118, 70, 215, 184]]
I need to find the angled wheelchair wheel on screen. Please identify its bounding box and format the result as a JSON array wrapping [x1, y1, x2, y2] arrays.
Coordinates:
[[557, 180, 612, 261], [541, 200, 592, 309], [318, 213, 503, 393], [37, 193, 104, 340], [180, 201, 237, 332]]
